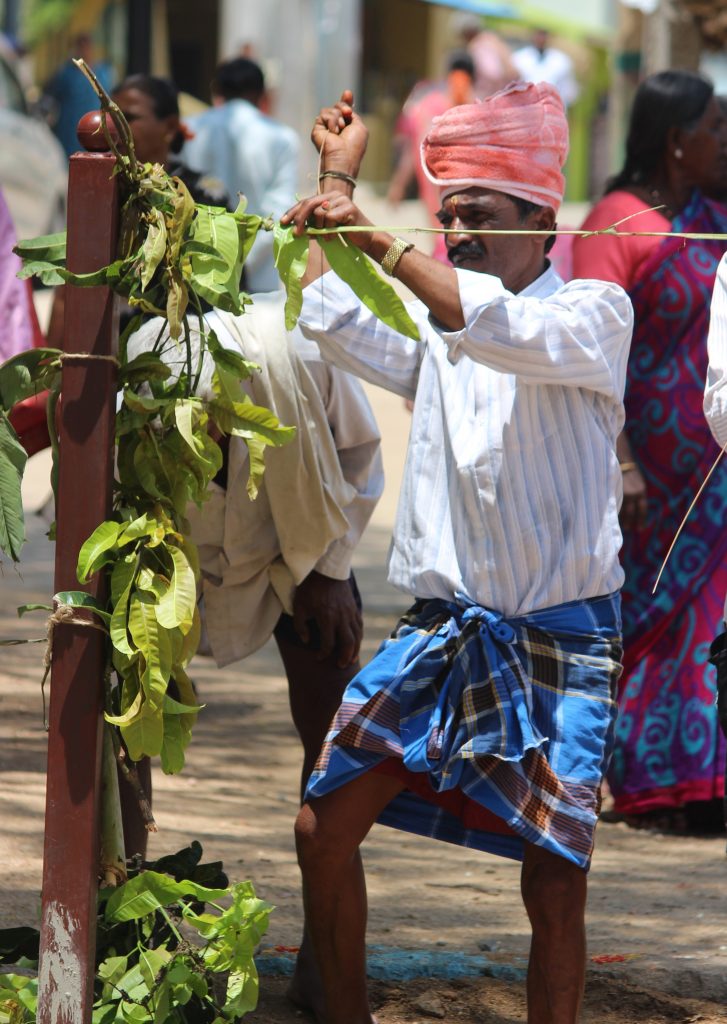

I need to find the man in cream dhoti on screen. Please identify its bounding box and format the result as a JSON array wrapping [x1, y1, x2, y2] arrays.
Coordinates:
[[280, 83, 633, 1023]]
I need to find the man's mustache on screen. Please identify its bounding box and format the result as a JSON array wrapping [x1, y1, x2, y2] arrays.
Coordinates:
[[448, 241, 485, 263]]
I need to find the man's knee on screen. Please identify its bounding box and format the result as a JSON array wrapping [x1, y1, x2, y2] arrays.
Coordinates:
[[521, 847, 586, 930], [295, 800, 354, 874]]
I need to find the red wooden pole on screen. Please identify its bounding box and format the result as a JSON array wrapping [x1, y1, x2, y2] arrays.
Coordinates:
[[37, 113, 119, 1024]]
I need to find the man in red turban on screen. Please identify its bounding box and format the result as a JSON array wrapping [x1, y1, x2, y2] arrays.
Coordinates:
[[421, 80, 569, 212], [280, 87, 633, 1024]]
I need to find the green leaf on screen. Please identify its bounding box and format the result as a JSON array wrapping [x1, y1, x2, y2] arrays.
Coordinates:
[[155, 545, 196, 632], [123, 390, 172, 415], [167, 176, 196, 263], [14, 231, 67, 285], [119, 352, 172, 387], [0, 413, 27, 561], [207, 396, 295, 447], [151, 975, 171, 1024], [245, 436, 266, 500], [128, 592, 172, 706], [110, 558, 138, 656], [105, 687, 143, 726], [273, 222, 309, 329], [58, 259, 128, 289], [14, 231, 66, 264], [206, 329, 258, 405], [165, 265, 188, 342], [53, 591, 111, 625], [136, 567, 169, 600], [163, 691, 203, 715], [104, 870, 228, 923], [138, 947, 171, 989], [188, 206, 245, 313], [177, 605, 201, 668], [173, 399, 203, 455], [133, 435, 169, 501], [0, 348, 62, 408], [231, 196, 263, 264], [223, 965, 259, 1019], [17, 602, 53, 616], [140, 208, 167, 291], [160, 712, 186, 774], [320, 236, 421, 341], [121, 698, 164, 760], [97, 954, 130, 987], [76, 521, 122, 583], [117, 513, 157, 546], [17, 260, 65, 286]]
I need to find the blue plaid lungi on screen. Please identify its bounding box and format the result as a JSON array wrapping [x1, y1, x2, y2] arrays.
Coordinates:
[[306, 593, 623, 870]]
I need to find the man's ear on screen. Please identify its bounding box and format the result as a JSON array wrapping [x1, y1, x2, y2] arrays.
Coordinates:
[[532, 205, 556, 234]]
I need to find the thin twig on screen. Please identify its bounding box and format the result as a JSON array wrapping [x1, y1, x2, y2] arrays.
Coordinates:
[[652, 441, 727, 593], [114, 739, 158, 833], [72, 57, 139, 179]]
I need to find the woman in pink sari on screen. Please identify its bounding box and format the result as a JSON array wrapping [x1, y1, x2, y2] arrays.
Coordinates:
[[0, 188, 43, 362], [573, 70, 727, 833]]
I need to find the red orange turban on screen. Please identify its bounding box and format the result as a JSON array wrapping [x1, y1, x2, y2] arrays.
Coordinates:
[[421, 81, 569, 212]]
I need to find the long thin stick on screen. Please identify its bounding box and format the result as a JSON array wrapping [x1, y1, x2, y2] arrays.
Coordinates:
[[652, 442, 727, 593]]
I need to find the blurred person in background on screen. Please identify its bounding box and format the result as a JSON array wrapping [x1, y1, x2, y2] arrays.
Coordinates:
[[0, 187, 44, 363], [512, 28, 579, 109], [387, 52, 476, 263], [44, 32, 115, 159], [454, 13, 518, 99], [573, 69, 727, 834], [44, 75, 230, 351], [112, 74, 228, 207], [182, 57, 299, 293], [704, 94, 727, 205]]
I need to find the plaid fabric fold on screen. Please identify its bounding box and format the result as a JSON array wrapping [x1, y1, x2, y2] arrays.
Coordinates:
[[306, 593, 623, 869]]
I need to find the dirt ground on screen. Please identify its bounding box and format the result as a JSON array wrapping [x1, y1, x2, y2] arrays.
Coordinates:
[[2, 382, 727, 1024]]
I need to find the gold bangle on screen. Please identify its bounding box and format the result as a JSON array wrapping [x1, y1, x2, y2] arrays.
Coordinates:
[[381, 237, 414, 277], [619, 461, 638, 473]]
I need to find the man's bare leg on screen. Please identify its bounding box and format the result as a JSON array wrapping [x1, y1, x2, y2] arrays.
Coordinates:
[[274, 630, 358, 802], [520, 843, 588, 1023], [295, 771, 406, 1024], [274, 629, 360, 1013]]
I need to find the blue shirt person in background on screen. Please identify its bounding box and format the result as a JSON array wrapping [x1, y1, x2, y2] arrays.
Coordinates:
[[183, 57, 299, 293], [44, 33, 115, 159]]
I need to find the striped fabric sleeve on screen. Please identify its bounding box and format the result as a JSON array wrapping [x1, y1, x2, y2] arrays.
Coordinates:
[[438, 269, 633, 399], [704, 253, 727, 450], [299, 272, 425, 400]]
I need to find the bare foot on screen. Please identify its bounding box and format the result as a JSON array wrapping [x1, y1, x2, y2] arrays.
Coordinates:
[[286, 937, 327, 1022], [286, 939, 378, 1023]]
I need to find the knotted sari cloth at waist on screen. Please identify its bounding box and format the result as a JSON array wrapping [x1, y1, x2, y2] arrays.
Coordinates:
[[306, 593, 623, 870]]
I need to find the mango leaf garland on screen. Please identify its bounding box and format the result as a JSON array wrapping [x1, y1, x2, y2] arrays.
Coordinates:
[[1, 59, 425, 776]]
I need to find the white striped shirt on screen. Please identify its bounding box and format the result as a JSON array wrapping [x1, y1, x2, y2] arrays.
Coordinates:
[[299, 263, 633, 616], [704, 252, 727, 449]]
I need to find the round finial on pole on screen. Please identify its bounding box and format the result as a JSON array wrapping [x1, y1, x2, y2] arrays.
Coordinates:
[[77, 110, 119, 152]]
